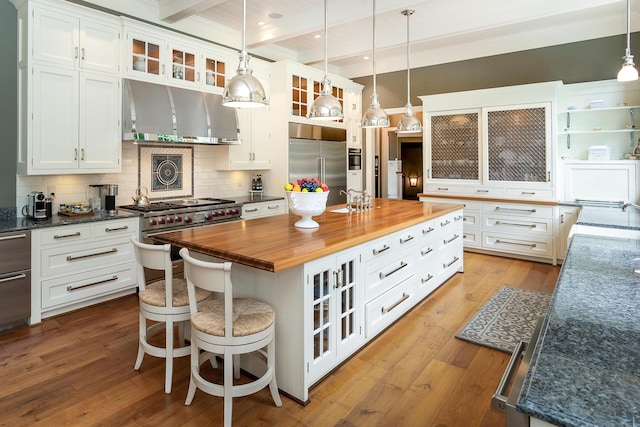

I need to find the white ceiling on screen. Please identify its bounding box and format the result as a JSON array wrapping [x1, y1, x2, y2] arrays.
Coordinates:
[[141, 0, 638, 78]]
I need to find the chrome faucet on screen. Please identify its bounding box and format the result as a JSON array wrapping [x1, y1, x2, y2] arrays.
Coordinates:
[[347, 188, 372, 212], [622, 202, 640, 212]]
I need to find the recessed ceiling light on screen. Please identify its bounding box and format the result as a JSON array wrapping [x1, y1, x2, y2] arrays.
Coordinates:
[[268, 12, 283, 19], [364, 56, 369, 60], [257, 20, 265, 26], [314, 34, 321, 39]]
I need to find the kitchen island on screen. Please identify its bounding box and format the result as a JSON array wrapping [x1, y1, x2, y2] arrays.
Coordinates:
[[154, 198, 464, 403]]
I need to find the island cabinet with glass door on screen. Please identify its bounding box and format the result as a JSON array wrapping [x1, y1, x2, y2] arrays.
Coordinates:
[[419, 82, 561, 263]]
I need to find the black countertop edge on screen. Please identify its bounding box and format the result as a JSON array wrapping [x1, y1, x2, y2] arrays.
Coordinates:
[[0, 210, 139, 234], [232, 195, 285, 204]]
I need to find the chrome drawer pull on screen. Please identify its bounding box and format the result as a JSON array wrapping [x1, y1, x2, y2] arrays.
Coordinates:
[[0, 233, 27, 241], [381, 292, 409, 314], [521, 191, 536, 195], [437, 187, 449, 191], [495, 239, 537, 248], [373, 244, 390, 255], [492, 339, 528, 413], [422, 227, 434, 234], [67, 275, 118, 292], [421, 247, 433, 256], [495, 207, 537, 213], [421, 274, 434, 284], [0, 273, 26, 283], [441, 219, 450, 226], [66, 248, 118, 261], [267, 205, 280, 209], [444, 256, 460, 268], [54, 231, 82, 239], [245, 208, 259, 212], [399, 235, 414, 244], [476, 189, 489, 193], [443, 234, 460, 244], [454, 215, 463, 221], [379, 261, 408, 279], [105, 225, 129, 232], [495, 220, 536, 229]]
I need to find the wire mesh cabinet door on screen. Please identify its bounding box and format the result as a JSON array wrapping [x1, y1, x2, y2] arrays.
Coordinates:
[[484, 103, 552, 188], [428, 109, 481, 182]]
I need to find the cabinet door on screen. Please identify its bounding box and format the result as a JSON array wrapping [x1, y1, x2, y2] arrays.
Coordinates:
[[80, 18, 120, 74], [428, 110, 480, 181], [307, 256, 336, 383], [334, 251, 362, 358], [32, 7, 79, 68], [250, 107, 272, 169], [79, 73, 121, 171], [203, 53, 228, 92], [485, 103, 551, 185], [31, 64, 79, 171], [168, 42, 199, 86], [558, 206, 579, 259], [125, 31, 166, 82]]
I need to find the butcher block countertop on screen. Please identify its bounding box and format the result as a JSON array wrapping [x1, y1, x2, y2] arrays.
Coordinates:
[[153, 198, 463, 272]]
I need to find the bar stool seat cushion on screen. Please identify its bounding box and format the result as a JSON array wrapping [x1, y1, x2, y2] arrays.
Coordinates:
[[192, 298, 275, 337], [140, 278, 210, 307]]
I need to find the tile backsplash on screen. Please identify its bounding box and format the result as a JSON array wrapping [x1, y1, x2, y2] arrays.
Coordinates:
[[15, 142, 255, 217]]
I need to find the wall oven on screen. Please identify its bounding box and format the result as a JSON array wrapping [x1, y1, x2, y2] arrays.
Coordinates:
[[348, 148, 362, 170], [492, 317, 544, 427]]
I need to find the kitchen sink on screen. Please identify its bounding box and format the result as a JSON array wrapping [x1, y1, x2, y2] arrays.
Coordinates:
[[329, 208, 351, 213]]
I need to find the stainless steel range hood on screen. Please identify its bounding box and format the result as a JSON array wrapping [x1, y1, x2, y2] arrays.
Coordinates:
[[122, 79, 241, 145]]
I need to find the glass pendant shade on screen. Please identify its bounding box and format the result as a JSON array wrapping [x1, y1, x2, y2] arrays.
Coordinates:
[[360, 0, 388, 128], [396, 9, 422, 133], [617, 0, 638, 82], [222, 0, 269, 108], [308, 0, 343, 120]]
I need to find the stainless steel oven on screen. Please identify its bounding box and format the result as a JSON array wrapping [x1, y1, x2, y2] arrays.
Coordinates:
[[348, 148, 362, 170], [0, 231, 31, 331], [492, 317, 544, 427], [119, 198, 242, 282]]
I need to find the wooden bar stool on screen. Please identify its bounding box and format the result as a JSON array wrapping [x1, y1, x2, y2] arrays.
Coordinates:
[[130, 237, 210, 393], [179, 248, 282, 427]]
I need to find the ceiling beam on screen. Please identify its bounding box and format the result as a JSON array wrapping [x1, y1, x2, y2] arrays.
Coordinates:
[[158, 0, 226, 24]]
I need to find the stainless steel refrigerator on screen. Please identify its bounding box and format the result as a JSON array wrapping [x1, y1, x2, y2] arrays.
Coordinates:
[[288, 123, 347, 206]]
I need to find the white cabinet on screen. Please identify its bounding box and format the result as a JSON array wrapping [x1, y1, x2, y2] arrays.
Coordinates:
[[557, 205, 580, 260], [562, 160, 638, 203], [15, 0, 121, 175], [305, 248, 364, 384], [214, 107, 271, 170], [122, 24, 167, 83], [347, 170, 362, 192], [241, 199, 285, 219], [31, 218, 139, 323]]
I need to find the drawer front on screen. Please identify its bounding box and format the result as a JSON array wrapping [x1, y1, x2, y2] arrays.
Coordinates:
[[463, 210, 481, 228], [423, 184, 463, 194], [482, 203, 553, 218], [438, 246, 463, 278], [361, 227, 417, 264], [242, 201, 286, 219], [41, 237, 135, 277], [42, 263, 136, 309], [365, 274, 416, 339], [483, 215, 552, 236], [482, 232, 552, 258], [437, 210, 464, 234], [415, 219, 437, 244], [462, 229, 481, 247], [463, 186, 505, 197], [505, 188, 554, 200], [39, 224, 92, 246], [263, 201, 285, 215], [438, 230, 463, 251], [364, 253, 416, 301], [92, 218, 137, 239]]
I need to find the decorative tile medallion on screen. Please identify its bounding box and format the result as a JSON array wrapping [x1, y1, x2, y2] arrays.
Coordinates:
[[139, 145, 193, 199]]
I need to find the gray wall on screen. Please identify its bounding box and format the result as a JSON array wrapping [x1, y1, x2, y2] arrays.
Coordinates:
[[354, 33, 640, 109], [0, 1, 17, 208]]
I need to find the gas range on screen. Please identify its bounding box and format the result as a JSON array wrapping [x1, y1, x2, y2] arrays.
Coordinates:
[[119, 197, 242, 233]]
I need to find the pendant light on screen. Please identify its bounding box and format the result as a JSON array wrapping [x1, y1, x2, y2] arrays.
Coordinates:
[[308, 0, 343, 120], [222, 0, 268, 108], [396, 9, 422, 133], [617, 0, 638, 82], [361, 0, 389, 128]]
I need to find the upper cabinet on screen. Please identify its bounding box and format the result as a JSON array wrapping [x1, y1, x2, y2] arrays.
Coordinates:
[[15, 0, 122, 175], [421, 82, 559, 201], [122, 18, 232, 94]]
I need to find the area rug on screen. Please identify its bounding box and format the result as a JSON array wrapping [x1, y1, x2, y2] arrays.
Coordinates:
[[455, 286, 551, 354]]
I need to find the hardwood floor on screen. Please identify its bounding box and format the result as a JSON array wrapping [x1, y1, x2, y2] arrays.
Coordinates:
[[0, 252, 560, 426]]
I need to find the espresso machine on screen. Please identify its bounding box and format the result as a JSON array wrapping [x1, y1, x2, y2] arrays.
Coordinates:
[[89, 184, 118, 214], [26, 191, 50, 220]]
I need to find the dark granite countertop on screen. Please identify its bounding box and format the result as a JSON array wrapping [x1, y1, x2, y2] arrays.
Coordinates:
[[517, 234, 640, 426], [233, 195, 285, 204], [0, 207, 139, 234]]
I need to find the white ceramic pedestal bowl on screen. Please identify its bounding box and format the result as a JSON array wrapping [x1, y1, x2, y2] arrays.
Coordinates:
[[286, 191, 329, 228]]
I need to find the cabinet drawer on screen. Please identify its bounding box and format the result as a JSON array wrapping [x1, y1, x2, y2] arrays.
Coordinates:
[[482, 203, 553, 218], [462, 210, 481, 228], [463, 186, 505, 197], [39, 224, 92, 246], [483, 215, 552, 236], [364, 253, 416, 302], [42, 263, 136, 309], [365, 274, 416, 339], [438, 247, 463, 278], [40, 237, 134, 277], [415, 219, 437, 243], [423, 184, 463, 194], [482, 232, 552, 258], [462, 230, 481, 247], [92, 218, 137, 238], [242, 200, 285, 219], [439, 230, 463, 251], [361, 228, 417, 264], [505, 188, 553, 200], [437, 210, 464, 233]]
